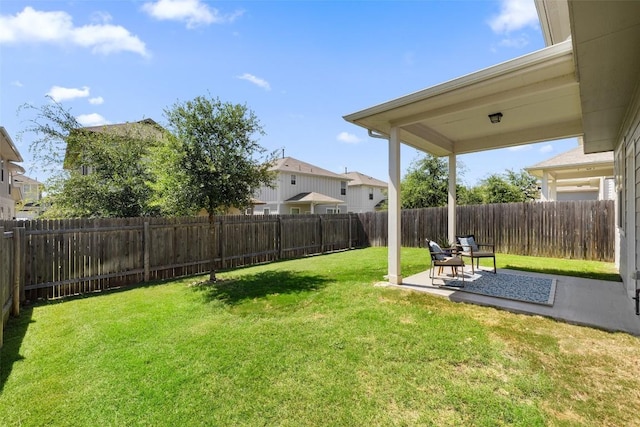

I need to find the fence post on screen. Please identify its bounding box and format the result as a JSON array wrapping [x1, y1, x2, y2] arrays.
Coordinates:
[[218, 217, 225, 270], [319, 215, 324, 254], [348, 214, 352, 249], [144, 221, 150, 282], [277, 216, 282, 260], [12, 227, 25, 316]]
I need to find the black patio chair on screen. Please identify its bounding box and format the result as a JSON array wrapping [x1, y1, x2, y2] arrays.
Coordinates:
[[427, 239, 465, 286], [456, 234, 496, 274]]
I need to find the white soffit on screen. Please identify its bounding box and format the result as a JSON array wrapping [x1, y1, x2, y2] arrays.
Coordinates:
[[344, 40, 581, 157]]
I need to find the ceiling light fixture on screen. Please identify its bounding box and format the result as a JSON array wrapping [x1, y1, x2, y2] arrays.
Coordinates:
[[488, 112, 503, 124]]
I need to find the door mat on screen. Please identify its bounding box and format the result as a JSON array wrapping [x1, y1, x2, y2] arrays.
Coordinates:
[[440, 271, 556, 306]]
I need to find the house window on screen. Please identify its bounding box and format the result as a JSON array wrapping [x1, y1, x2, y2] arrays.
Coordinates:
[[291, 174, 296, 185], [290, 208, 300, 214], [263, 208, 270, 215], [341, 181, 347, 196], [327, 208, 340, 214], [1, 160, 4, 182], [244, 208, 253, 215], [369, 187, 374, 200]]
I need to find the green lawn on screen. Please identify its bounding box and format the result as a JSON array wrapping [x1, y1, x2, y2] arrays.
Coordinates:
[[1, 248, 637, 426], [494, 252, 619, 281]]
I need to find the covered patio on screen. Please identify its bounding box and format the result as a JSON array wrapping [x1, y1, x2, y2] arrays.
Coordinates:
[[344, 39, 581, 285], [384, 267, 640, 335]]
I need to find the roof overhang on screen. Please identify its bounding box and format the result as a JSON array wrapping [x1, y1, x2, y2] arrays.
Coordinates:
[[285, 192, 344, 205], [0, 127, 24, 162], [567, 0, 640, 154], [535, 0, 571, 46], [526, 163, 613, 181], [344, 40, 581, 157]]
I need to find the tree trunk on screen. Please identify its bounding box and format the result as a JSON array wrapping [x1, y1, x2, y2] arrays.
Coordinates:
[[208, 210, 217, 282]]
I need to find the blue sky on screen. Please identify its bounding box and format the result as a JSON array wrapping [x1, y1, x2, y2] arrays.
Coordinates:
[[0, 0, 578, 186]]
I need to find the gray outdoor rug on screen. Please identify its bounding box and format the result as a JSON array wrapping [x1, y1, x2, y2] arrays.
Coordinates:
[[440, 271, 556, 306]]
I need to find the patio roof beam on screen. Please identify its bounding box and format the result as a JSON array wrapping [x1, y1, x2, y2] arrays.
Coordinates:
[[400, 124, 454, 154], [455, 118, 583, 154]]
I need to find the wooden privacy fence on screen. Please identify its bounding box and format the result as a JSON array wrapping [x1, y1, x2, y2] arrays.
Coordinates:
[[1, 227, 25, 348], [357, 200, 615, 261], [0, 214, 364, 304]]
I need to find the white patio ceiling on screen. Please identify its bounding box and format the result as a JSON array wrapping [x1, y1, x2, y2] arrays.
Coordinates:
[[343, 40, 581, 158]]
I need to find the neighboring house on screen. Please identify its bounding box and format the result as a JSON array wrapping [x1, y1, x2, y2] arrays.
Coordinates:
[[13, 175, 44, 219], [525, 144, 615, 201], [0, 127, 24, 220], [254, 157, 347, 214], [344, 0, 640, 305], [341, 171, 387, 213]]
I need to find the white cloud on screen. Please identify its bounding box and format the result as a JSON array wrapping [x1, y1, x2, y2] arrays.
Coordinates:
[[142, 0, 244, 29], [236, 73, 271, 91], [0, 7, 149, 57], [498, 34, 530, 49], [539, 144, 553, 153], [337, 132, 362, 144], [89, 96, 104, 105], [11, 80, 23, 87], [90, 11, 113, 25], [47, 85, 90, 102], [76, 113, 109, 127], [506, 145, 532, 152], [488, 0, 539, 34]]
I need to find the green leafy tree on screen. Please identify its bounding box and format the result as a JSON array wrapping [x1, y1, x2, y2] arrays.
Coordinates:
[[505, 169, 539, 201], [457, 184, 484, 205], [148, 133, 195, 216], [401, 154, 449, 208], [20, 98, 161, 218], [161, 95, 277, 281], [480, 169, 538, 204]]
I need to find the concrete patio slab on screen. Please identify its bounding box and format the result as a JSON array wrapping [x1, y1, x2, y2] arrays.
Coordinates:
[[392, 268, 640, 336]]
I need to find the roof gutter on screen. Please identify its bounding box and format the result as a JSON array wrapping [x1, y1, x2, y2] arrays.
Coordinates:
[[368, 130, 388, 140]]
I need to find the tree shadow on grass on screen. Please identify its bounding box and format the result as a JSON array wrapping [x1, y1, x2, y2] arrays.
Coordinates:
[[503, 264, 622, 282], [191, 270, 330, 306], [1, 306, 33, 392]]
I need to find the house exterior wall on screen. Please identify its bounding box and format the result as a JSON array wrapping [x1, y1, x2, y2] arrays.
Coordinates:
[[346, 185, 386, 213], [254, 172, 347, 214], [14, 177, 43, 219], [557, 191, 598, 201], [0, 159, 15, 220], [616, 83, 640, 298]]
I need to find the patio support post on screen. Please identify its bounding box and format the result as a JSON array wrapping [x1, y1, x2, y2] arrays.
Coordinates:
[[388, 127, 402, 285], [550, 178, 557, 200], [541, 171, 549, 201], [448, 154, 457, 246]]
